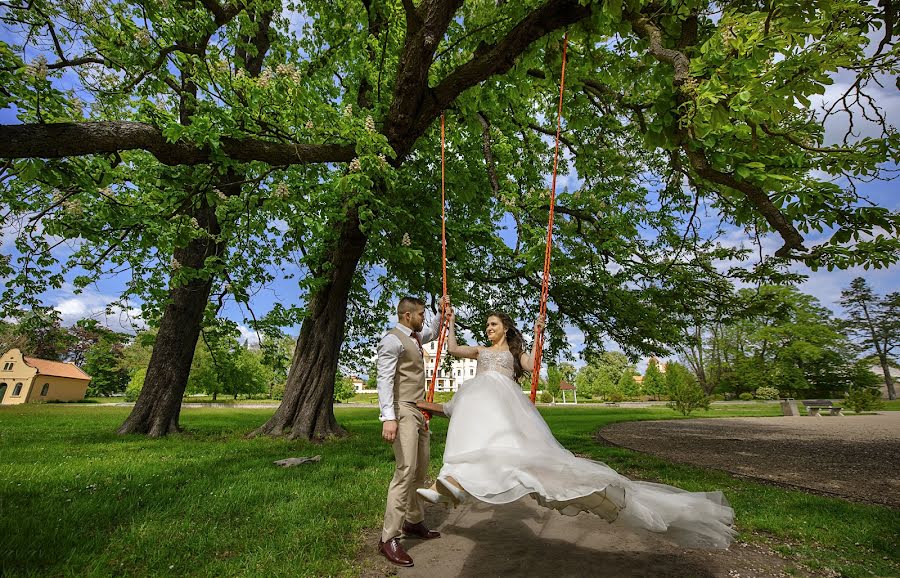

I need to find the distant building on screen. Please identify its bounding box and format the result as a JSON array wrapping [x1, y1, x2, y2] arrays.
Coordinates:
[[868, 362, 899, 400], [0, 349, 92, 405], [422, 340, 478, 392], [349, 375, 366, 393]]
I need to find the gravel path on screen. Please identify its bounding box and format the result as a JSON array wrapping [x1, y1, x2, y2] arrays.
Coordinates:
[[600, 413, 900, 508], [358, 499, 814, 577]]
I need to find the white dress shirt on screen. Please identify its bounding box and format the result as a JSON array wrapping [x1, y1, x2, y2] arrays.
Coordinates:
[[376, 314, 442, 421]]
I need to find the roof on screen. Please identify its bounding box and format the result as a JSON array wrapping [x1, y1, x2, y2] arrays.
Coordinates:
[[559, 380, 576, 390], [23, 357, 91, 381]]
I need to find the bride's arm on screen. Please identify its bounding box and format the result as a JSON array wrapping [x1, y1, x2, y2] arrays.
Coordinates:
[[446, 309, 480, 360], [519, 316, 546, 372]]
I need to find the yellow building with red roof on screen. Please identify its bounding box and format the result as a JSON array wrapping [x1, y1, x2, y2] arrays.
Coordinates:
[[0, 349, 92, 405]]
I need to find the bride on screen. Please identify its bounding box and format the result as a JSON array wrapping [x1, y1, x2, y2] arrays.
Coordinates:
[[417, 308, 735, 549]]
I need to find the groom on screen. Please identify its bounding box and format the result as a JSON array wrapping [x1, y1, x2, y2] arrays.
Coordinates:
[[376, 296, 447, 567]]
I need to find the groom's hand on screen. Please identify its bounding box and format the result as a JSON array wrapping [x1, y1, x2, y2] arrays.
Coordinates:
[[382, 420, 398, 443]]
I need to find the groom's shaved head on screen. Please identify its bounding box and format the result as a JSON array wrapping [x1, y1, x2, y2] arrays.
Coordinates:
[[397, 297, 425, 316]]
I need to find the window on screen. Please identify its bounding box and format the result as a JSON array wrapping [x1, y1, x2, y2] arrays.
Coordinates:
[[2, 362, 12, 371], [12, 383, 23, 396], [470, 368, 474, 376], [41, 383, 50, 396], [456, 369, 461, 376]]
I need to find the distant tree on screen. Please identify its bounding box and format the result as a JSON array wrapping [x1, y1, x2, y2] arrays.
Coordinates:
[[643, 358, 666, 401], [367, 359, 378, 390], [4, 308, 74, 361], [546, 365, 564, 403], [617, 367, 640, 398], [575, 351, 629, 399], [65, 319, 130, 397], [666, 362, 710, 416], [334, 374, 356, 403], [840, 278, 898, 400]]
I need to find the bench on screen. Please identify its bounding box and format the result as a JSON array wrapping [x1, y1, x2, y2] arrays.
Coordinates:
[[604, 401, 620, 407], [802, 399, 843, 417]]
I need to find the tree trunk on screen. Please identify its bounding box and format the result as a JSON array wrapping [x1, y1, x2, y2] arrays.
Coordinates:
[[878, 354, 896, 400], [253, 210, 367, 440], [117, 198, 224, 436]]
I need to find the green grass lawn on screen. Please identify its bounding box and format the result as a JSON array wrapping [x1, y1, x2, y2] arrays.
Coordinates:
[[1, 404, 897, 577]]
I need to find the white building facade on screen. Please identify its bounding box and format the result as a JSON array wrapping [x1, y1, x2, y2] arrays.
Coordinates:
[[422, 340, 478, 392]]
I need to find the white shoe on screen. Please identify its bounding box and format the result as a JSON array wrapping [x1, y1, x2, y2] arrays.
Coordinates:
[[437, 477, 468, 503], [416, 487, 451, 504]]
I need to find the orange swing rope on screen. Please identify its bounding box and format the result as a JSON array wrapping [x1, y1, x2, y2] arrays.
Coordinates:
[[530, 33, 569, 404], [424, 113, 450, 412]]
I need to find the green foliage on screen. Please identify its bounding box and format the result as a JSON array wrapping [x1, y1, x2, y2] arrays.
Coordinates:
[[575, 352, 630, 399], [539, 391, 554, 404], [666, 362, 710, 415], [738, 392, 754, 401], [1, 308, 73, 361], [0, 0, 898, 434], [333, 374, 355, 403], [695, 285, 871, 399], [617, 367, 640, 398], [844, 388, 885, 414], [840, 277, 899, 399], [125, 368, 146, 402], [642, 358, 666, 400], [754, 387, 780, 400]]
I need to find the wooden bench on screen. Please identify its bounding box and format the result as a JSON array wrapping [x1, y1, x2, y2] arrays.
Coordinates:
[[802, 399, 843, 417], [604, 401, 620, 407]]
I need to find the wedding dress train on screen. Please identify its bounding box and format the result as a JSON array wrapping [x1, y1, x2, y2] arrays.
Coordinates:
[[437, 349, 735, 549]]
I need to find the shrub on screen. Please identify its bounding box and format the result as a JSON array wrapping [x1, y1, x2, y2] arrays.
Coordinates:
[[666, 363, 710, 416], [845, 388, 884, 414], [124, 369, 146, 402], [334, 374, 355, 403], [738, 392, 754, 401], [606, 390, 625, 403], [539, 391, 553, 403], [271, 382, 285, 400], [754, 386, 780, 400]]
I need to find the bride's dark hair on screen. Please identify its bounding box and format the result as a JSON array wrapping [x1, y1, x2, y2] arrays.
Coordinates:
[[487, 311, 526, 380]]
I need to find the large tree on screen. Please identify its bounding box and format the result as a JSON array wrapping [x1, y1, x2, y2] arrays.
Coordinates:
[[840, 277, 898, 399], [1, 0, 898, 439]]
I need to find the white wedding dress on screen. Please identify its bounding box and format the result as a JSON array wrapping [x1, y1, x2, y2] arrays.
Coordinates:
[[439, 349, 736, 549]]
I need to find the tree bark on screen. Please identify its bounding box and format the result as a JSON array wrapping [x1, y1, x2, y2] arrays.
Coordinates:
[[117, 197, 225, 436], [252, 209, 367, 440], [878, 354, 897, 400], [0, 122, 355, 166]]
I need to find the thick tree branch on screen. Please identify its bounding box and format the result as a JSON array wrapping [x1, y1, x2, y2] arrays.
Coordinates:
[[385, 0, 465, 152], [0, 122, 355, 166], [759, 123, 854, 153], [476, 112, 500, 195], [682, 146, 806, 257], [629, 10, 807, 258], [200, 0, 241, 27], [392, 0, 591, 158], [433, 0, 590, 102]]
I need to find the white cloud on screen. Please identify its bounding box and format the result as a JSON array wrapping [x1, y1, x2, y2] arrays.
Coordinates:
[[51, 287, 145, 334], [237, 324, 261, 347]]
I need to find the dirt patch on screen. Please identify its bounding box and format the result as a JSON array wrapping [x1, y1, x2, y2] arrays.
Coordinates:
[[599, 413, 900, 509], [355, 499, 815, 577]]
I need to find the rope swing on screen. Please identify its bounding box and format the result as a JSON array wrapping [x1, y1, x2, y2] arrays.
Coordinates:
[[421, 32, 570, 412], [530, 32, 569, 404], [423, 113, 449, 416]]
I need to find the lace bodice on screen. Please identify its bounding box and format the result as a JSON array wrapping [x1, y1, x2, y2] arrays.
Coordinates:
[[476, 349, 516, 379]]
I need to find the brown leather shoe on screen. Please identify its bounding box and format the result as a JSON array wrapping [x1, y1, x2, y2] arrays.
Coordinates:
[[402, 520, 441, 540], [378, 538, 413, 567]]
